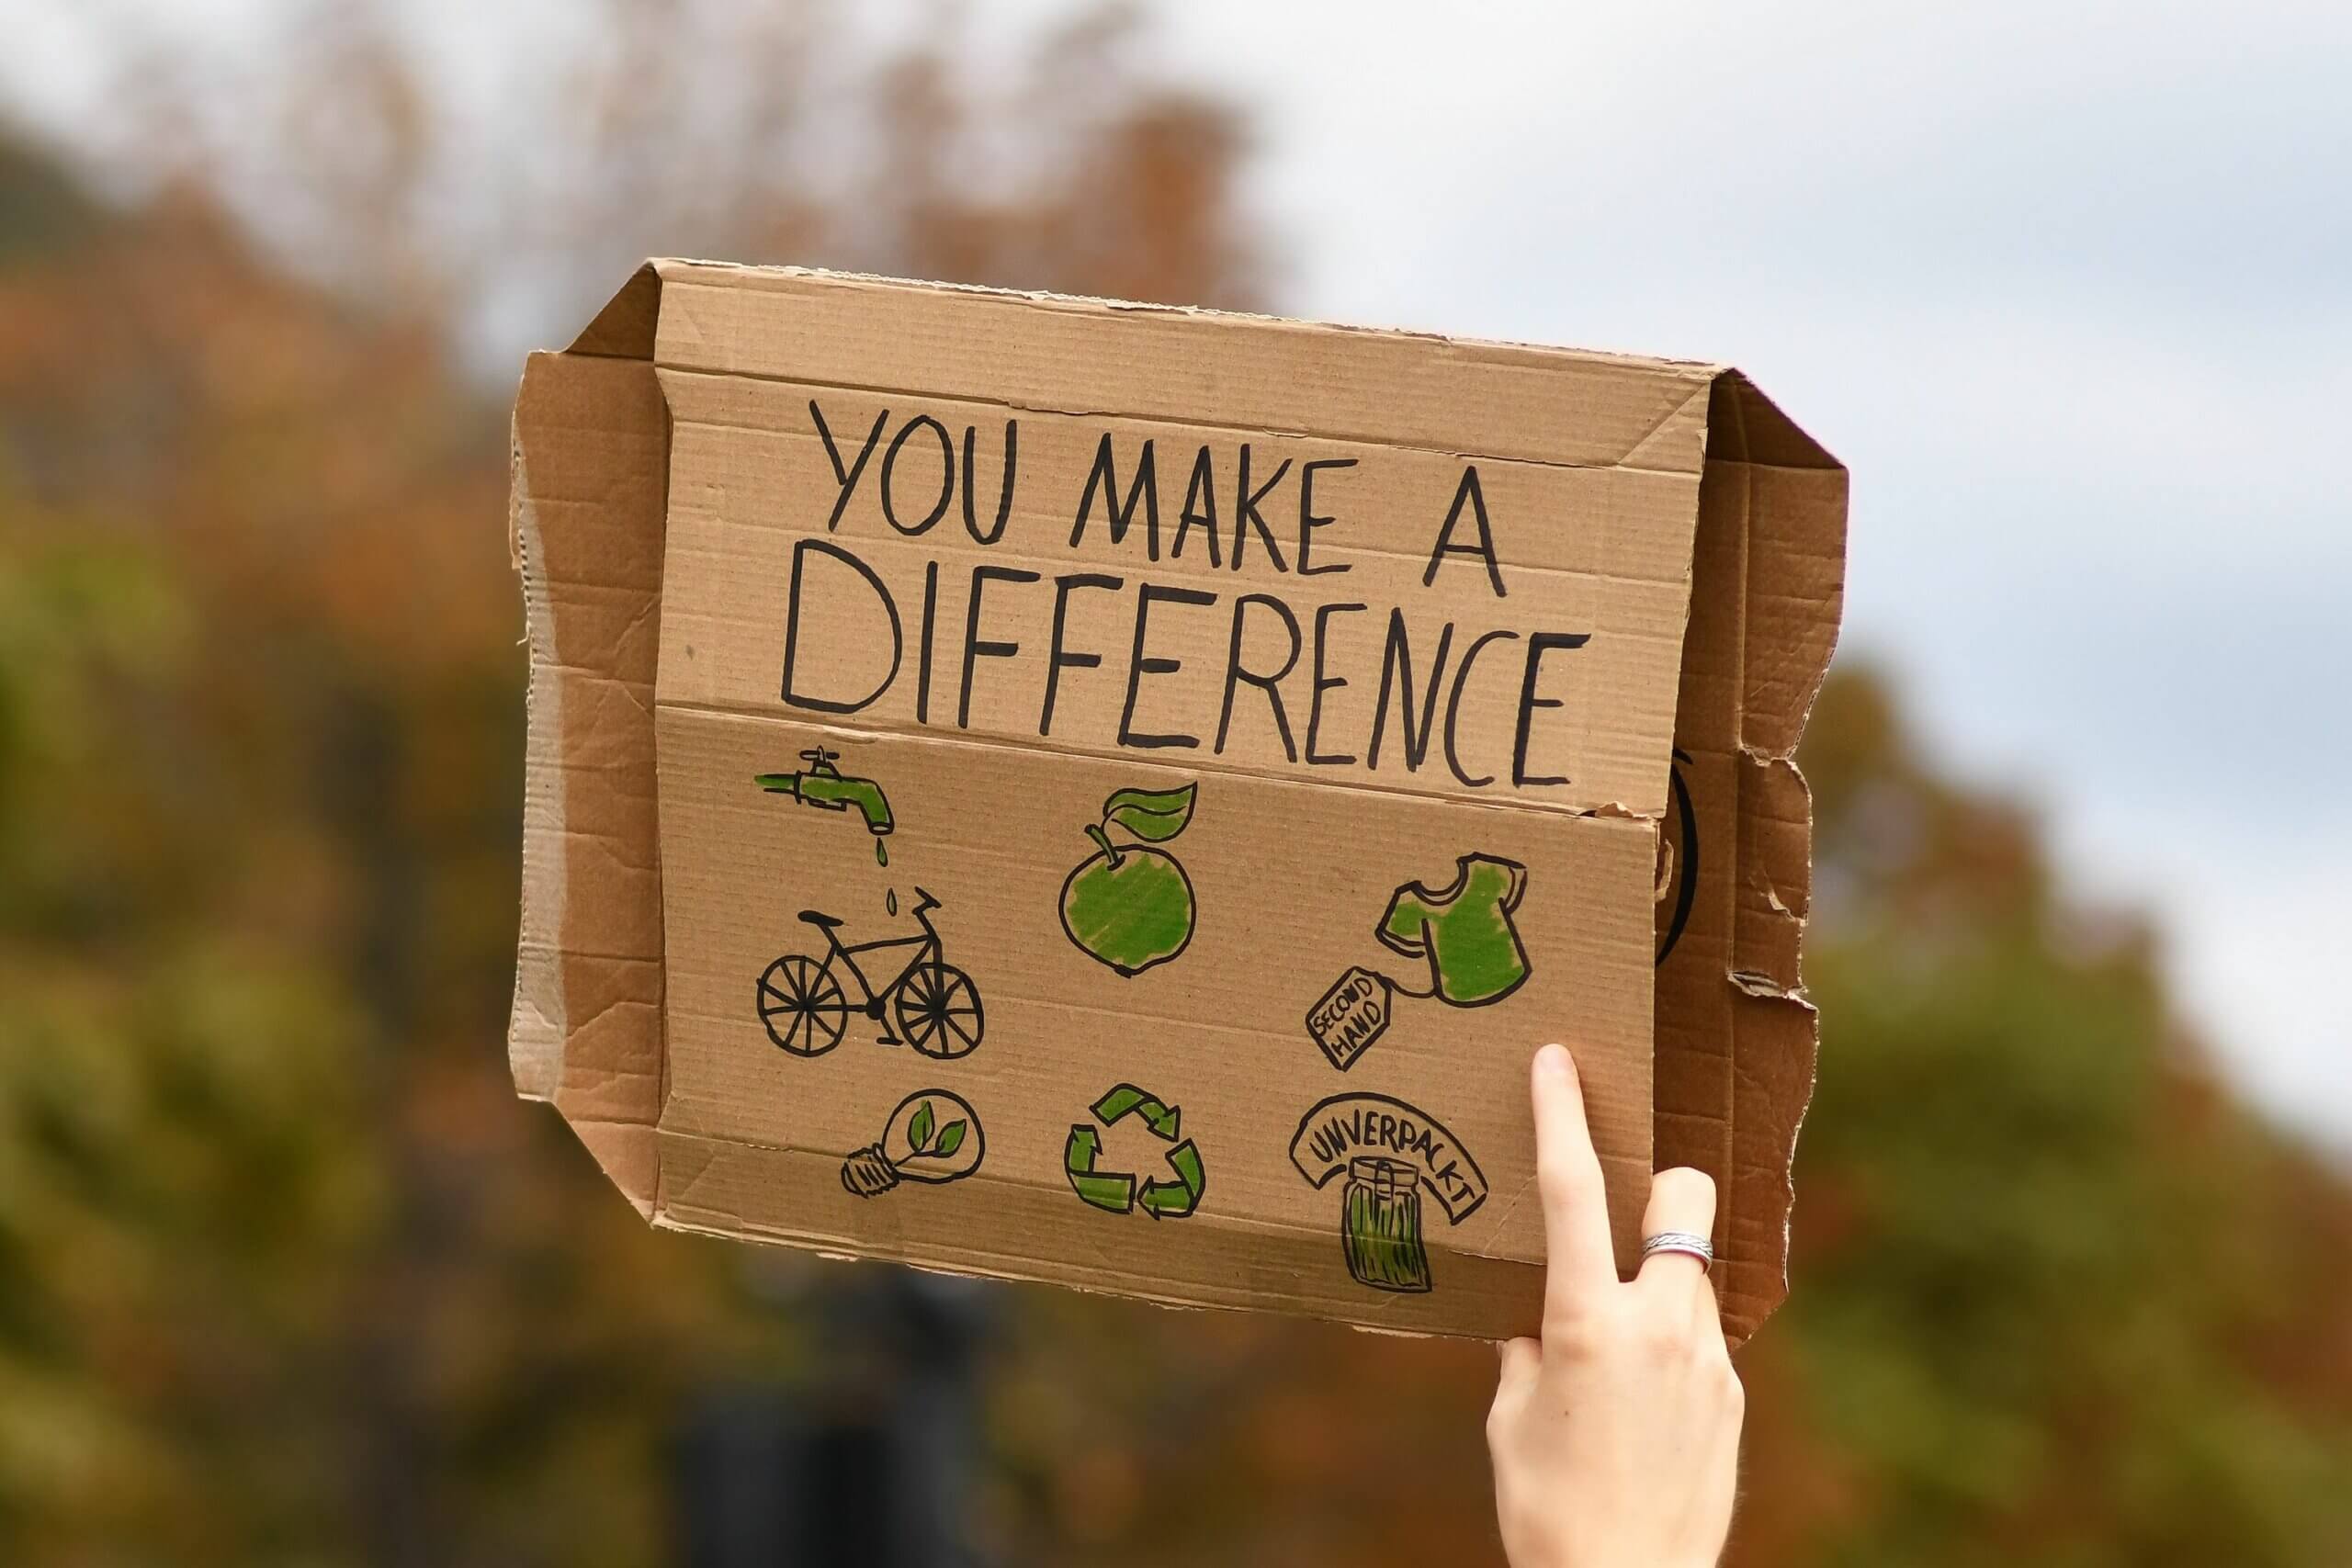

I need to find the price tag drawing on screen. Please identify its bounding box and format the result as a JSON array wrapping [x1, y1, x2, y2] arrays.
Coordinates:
[[1306, 965, 1394, 1072], [1305, 852, 1533, 1073]]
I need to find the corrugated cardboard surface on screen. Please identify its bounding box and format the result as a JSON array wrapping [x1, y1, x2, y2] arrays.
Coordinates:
[[511, 262, 1845, 1343], [509, 350, 668, 1213], [1651, 377, 1847, 1338], [657, 369, 1698, 817]]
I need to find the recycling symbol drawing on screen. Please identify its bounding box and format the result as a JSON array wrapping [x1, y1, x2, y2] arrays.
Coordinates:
[[1064, 1083, 1207, 1220]]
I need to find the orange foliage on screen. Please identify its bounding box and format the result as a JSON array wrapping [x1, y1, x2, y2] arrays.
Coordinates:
[[2, 6, 2346, 1564]]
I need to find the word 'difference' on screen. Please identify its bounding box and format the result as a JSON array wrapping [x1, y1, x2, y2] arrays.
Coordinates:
[[777, 400, 1597, 795]]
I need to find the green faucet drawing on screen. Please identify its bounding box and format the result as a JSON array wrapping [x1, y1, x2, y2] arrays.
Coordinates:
[[755, 749, 895, 864]]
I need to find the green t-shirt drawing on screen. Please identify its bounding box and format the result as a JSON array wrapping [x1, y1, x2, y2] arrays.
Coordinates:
[[1376, 853, 1531, 1007]]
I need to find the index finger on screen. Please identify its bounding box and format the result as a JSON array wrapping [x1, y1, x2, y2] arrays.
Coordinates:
[[1530, 1043, 1619, 1317]]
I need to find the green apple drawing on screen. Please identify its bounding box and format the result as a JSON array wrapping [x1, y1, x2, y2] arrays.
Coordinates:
[[1059, 783, 1199, 976]]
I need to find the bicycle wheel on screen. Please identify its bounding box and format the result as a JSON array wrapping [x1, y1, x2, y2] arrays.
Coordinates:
[[757, 954, 849, 1056], [895, 961, 984, 1059]]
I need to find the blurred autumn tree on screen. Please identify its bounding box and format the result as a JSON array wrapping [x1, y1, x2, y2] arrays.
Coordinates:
[[1, 4, 2346, 1566], [1736, 673, 2352, 1567], [0, 6, 1256, 1563]]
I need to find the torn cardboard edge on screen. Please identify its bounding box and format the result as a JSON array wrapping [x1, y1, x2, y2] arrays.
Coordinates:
[[509, 260, 1846, 1344], [1647, 375, 1846, 1334]]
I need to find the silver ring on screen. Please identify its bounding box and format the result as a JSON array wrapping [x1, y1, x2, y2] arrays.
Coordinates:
[[1640, 1230, 1714, 1271]]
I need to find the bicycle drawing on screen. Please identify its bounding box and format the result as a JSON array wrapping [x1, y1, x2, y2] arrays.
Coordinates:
[[756, 888, 986, 1060]]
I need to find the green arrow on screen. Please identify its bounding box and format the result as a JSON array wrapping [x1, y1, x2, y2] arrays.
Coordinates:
[[1065, 1123, 1136, 1213], [1138, 1138, 1205, 1219], [1070, 1170, 1136, 1213], [1092, 1083, 1181, 1141]]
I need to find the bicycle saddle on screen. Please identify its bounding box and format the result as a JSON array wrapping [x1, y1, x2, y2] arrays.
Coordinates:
[[797, 910, 844, 930]]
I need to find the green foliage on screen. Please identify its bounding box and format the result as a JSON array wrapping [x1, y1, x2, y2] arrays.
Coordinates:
[[1755, 668, 2352, 1567], [0, 210, 801, 1566]]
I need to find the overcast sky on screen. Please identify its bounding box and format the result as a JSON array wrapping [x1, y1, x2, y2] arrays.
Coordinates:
[[1114, 0, 2352, 1148], [14, 1, 2347, 1149]]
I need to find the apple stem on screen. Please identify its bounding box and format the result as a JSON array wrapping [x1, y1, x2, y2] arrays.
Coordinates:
[[1084, 822, 1124, 867]]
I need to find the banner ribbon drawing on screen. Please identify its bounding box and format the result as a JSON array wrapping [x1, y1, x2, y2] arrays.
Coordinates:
[[1287, 1093, 1488, 1224]]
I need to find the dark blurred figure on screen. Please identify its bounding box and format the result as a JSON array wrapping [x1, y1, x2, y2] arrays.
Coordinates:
[[676, 1271, 995, 1568]]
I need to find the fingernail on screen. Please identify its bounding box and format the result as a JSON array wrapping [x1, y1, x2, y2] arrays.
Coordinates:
[[1535, 1043, 1569, 1078]]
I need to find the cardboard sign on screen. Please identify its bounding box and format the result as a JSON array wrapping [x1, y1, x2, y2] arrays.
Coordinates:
[[508, 262, 1846, 1342]]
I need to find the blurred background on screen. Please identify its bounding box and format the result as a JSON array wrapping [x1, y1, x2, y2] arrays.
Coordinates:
[[0, 1, 2346, 1562]]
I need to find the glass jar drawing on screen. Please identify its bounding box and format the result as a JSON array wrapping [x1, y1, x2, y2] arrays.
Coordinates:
[[1340, 1156, 1433, 1292]]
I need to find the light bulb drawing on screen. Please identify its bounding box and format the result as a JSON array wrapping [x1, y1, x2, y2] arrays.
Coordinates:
[[840, 1089, 986, 1198]]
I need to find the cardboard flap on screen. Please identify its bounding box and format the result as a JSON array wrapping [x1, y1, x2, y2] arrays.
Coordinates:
[[508, 346, 671, 1212], [641, 259, 1719, 472], [1651, 371, 1848, 1344], [567, 262, 663, 360]]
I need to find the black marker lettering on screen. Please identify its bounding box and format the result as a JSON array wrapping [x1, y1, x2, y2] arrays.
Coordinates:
[[1442, 627, 1520, 787], [1230, 444, 1292, 572], [1296, 457, 1356, 576], [1216, 592, 1302, 761], [957, 564, 1041, 728], [915, 558, 939, 724], [961, 418, 1019, 545], [1305, 601, 1368, 766], [1118, 583, 1216, 750], [1425, 465, 1506, 597], [1367, 610, 1455, 773], [1070, 434, 1160, 559], [1512, 630, 1592, 786], [810, 400, 888, 533], [880, 413, 954, 536], [1041, 571, 1124, 736], [782, 538, 901, 714], [1172, 444, 1224, 567]]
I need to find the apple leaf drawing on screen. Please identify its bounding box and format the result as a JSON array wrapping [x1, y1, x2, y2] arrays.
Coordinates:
[[910, 1100, 935, 1152], [933, 1120, 967, 1157], [1102, 784, 1196, 843]]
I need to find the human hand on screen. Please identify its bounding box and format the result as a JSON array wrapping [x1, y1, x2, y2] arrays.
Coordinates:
[[1487, 1043, 1744, 1568]]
